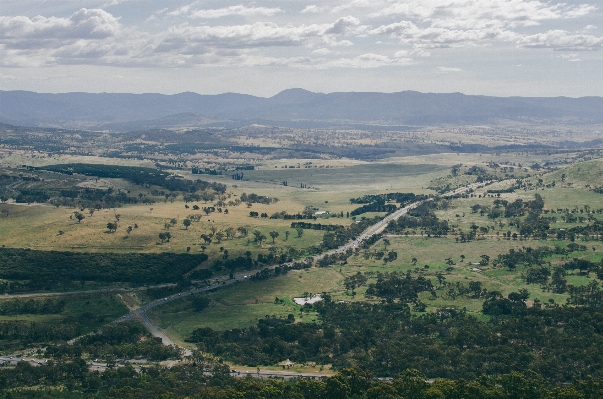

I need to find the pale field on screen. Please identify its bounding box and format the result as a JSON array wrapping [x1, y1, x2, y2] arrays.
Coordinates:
[[0, 150, 155, 168], [0, 156, 449, 254]]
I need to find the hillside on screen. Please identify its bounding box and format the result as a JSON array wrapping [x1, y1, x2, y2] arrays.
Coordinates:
[[2, 89, 602, 130]]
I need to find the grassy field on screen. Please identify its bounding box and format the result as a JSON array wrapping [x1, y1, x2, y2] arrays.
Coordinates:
[[147, 267, 342, 341]]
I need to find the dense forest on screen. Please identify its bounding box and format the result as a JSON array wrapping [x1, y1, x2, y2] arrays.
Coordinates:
[[37, 164, 227, 194], [4, 360, 603, 398], [189, 292, 603, 383], [0, 248, 208, 285]]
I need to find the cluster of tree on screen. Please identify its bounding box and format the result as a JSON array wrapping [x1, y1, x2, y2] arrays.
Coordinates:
[[349, 193, 428, 217], [38, 164, 226, 194], [269, 211, 316, 220], [191, 167, 221, 175], [492, 246, 553, 271], [250, 264, 291, 281], [385, 202, 450, 237], [317, 251, 351, 268], [464, 165, 499, 182], [0, 248, 208, 285], [189, 297, 603, 383], [14, 189, 50, 203], [318, 216, 383, 251], [7, 361, 603, 399], [45, 322, 181, 361], [211, 249, 292, 274], [349, 192, 426, 205], [554, 219, 603, 241], [240, 192, 278, 204], [0, 319, 84, 351], [0, 298, 65, 316], [290, 222, 344, 231], [481, 290, 531, 315], [365, 272, 433, 303], [343, 272, 368, 293], [350, 202, 397, 216], [567, 280, 603, 307]]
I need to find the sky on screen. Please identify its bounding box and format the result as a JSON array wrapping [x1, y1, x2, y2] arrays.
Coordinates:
[[1, 0, 602, 97]]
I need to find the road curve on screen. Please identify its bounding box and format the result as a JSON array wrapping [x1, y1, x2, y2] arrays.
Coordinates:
[[107, 181, 489, 357]]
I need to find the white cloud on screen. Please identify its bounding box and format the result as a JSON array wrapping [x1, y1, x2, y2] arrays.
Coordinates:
[[324, 52, 413, 68], [0, 1, 600, 71], [437, 66, 463, 72], [0, 8, 120, 49], [312, 47, 331, 55], [155, 22, 326, 52], [324, 16, 361, 35], [190, 5, 283, 19], [559, 53, 582, 61], [517, 30, 603, 50], [368, 0, 596, 25], [301, 5, 325, 14]]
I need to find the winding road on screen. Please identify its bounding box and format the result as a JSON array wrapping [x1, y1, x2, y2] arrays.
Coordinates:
[[109, 181, 489, 359]]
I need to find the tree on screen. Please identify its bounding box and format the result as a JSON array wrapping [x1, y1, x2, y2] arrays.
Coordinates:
[[285, 230, 290, 241], [126, 226, 133, 235], [215, 232, 224, 243], [183, 219, 191, 230], [253, 230, 266, 245], [411, 257, 418, 266], [296, 228, 304, 238], [106, 222, 117, 232], [225, 227, 236, 240], [237, 226, 249, 237], [170, 218, 178, 226], [269, 231, 279, 243], [479, 254, 490, 266], [159, 232, 168, 243], [158, 231, 172, 243], [73, 212, 85, 223], [383, 239, 390, 250], [192, 296, 211, 312]]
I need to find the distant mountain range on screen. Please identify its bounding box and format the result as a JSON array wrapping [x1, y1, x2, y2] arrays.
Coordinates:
[[1, 89, 602, 131]]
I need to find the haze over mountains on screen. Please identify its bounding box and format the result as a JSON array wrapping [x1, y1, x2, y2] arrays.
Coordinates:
[[1, 89, 602, 131]]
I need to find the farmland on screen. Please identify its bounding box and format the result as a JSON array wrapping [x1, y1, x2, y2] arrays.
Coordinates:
[[2, 121, 603, 396]]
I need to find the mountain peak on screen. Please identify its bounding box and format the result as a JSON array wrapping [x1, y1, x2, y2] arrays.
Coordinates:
[[269, 88, 323, 105]]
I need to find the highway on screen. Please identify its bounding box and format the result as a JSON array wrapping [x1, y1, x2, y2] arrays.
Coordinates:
[[105, 180, 488, 359], [18, 180, 488, 378]]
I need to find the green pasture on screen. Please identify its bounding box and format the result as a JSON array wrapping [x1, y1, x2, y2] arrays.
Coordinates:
[[148, 267, 342, 340]]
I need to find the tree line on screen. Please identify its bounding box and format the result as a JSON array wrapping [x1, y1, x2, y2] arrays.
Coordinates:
[[0, 248, 208, 286], [188, 295, 603, 383]]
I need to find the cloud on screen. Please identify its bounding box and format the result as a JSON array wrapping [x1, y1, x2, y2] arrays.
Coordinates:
[[517, 30, 603, 50], [437, 66, 463, 72], [301, 5, 325, 14], [324, 52, 413, 68], [330, 0, 373, 14], [325, 16, 361, 35], [190, 5, 283, 19], [1, 2, 600, 70], [153, 22, 329, 56], [368, 0, 596, 25], [312, 47, 332, 55], [370, 21, 517, 49], [0, 8, 120, 49], [559, 53, 582, 62]]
